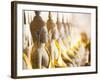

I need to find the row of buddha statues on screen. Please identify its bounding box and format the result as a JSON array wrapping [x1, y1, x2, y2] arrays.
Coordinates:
[[23, 11, 90, 69]]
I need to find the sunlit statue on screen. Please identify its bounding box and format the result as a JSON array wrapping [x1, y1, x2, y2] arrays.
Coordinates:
[[55, 13, 74, 67], [79, 32, 90, 66], [73, 32, 91, 66], [50, 24, 67, 67], [46, 12, 67, 67], [30, 11, 49, 69]]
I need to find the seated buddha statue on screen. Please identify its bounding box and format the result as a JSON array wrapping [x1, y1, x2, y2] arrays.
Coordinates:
[[56, 13, 74, 66], [46, 12, 67, 68], [29, 11, 50, 69], [74, 32, 90, 66], [50, 25, 67, 68]]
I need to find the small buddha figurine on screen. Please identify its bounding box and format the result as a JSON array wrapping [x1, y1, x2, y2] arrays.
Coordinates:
[[31, 26, 49, 69]]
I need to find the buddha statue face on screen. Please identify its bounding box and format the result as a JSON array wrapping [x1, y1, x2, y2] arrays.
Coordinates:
[[39, 27, 49, 43]]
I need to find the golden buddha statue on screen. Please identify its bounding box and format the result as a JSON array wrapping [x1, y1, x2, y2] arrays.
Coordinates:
[[72, 32, 90, 66], [79, 32, 90, 66], [50, 25, 67, 68]]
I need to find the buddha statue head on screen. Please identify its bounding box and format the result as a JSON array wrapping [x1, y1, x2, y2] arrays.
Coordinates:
[[38, 27, 49, 43]]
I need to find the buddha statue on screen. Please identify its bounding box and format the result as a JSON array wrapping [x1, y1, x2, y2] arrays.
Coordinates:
[[50, 24, 67, 68], [56, 13, 75, 66], [30, 11, 45, 43], [46, 11, 56, 42], [31, 26, 50, 69], [74, 32, 90, 66]]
